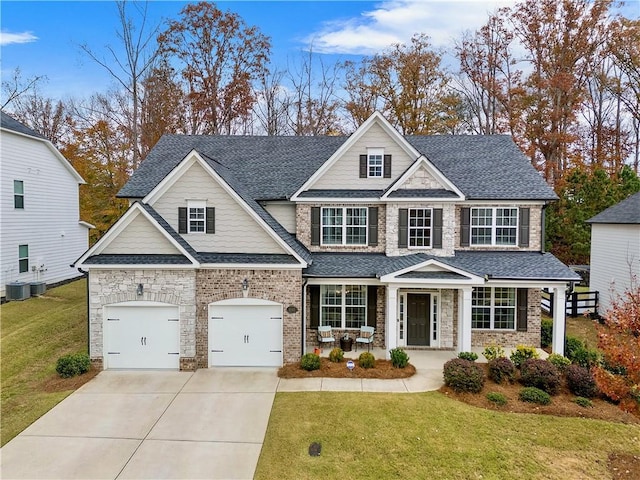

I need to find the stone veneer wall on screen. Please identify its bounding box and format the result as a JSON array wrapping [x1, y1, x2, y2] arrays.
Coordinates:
[[305, 285, 386, 350], [454, 204, 543, 252], [470, 288, 542, 348], [88, 269, 197, 370], [195, 269, 302, 367], [438, 290, 455, 348], [296, 204, 386, 252]]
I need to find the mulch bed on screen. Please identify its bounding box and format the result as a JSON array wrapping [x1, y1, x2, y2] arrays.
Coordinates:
[[40, 367, 100, 393], [609, 453, 640, 480], [278, 358, 416, 379]]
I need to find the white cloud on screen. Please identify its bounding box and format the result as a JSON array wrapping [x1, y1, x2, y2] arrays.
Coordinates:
[[305, 0, 515, 55], [0, 31, 38, 46]]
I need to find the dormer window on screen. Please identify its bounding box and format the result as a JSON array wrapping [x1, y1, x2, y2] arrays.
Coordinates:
[[367, 148, 383, 177]]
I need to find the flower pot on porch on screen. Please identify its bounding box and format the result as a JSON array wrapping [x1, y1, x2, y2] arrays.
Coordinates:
[[340, 337, 353, 352]]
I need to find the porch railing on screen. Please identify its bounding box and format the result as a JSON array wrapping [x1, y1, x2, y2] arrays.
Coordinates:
[[541, 289, 599, 317]]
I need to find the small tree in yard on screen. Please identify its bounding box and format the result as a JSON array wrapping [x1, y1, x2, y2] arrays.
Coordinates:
[[593, 285, 640, 415]]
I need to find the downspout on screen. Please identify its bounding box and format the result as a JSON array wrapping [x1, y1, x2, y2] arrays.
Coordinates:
[[77, 267, 89, 355], [301, 278, 308, 356], [541, 204, 547, 253]]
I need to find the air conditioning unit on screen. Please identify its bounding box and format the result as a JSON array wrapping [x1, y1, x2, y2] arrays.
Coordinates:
[[30, 282, 47, 296], [5, 282, 31, 301]]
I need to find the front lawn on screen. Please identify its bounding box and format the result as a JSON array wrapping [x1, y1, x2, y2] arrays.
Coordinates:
[[256, 392, 640, 479], [1, 279, 91, 446]]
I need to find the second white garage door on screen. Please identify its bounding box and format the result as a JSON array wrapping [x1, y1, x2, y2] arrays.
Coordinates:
[[209, 300, 283, 367]]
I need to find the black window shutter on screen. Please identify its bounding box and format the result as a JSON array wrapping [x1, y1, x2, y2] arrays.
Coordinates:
[[359, 154, 367, 178], [367, 286, 377, 328], [398, 208, 408, 248], [433, 208, 443, 249], [460, 207, 470, 247], [517, 288, 528, 331], [519, 207, 530, 247], [311, 207, 321, 246], [178, 207, 187, 234], [383, 154, 392, 178], [368, 207, 378, 246], [206, 207, 215, 234], [310, 285, 320, 328]]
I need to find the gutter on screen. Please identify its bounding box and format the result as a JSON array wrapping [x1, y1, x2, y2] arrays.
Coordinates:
[[77, 267, 89, 355], [301, 278, 308, 356]]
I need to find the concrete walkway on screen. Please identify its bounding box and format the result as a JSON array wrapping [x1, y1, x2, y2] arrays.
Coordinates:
[[0, 351, 453, 479]]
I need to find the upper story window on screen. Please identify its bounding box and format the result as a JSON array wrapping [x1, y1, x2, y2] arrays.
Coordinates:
[[409, 208, 432, 248], [367, 148, 384, 177], [321, 284, 367, 329], [18, 244, 29, 273], [188, 200, 206, 233], [471, 207, 518, 246], [472, 287, 516, 329], [322, 207, 367, 245], [14, 180, 24, 209]]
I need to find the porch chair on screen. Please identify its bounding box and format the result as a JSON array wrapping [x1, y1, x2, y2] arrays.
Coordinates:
[[355, 326, 375, 351], [317, 326, 335, 348]]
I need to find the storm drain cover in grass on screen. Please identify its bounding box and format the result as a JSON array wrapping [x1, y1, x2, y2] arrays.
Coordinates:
[[309, 442, 322, 456]]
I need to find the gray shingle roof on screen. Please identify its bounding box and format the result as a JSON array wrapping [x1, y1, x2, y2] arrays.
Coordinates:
[[297, 189, 383, 198], [386, 189, 459, 198], [304, 251, 579, 281], [398, 271, 468, 280], [83, 254, 192, 265], [588, 191, 640, 224], [198, 253, 299, 264], [1, 111, 45, 139]]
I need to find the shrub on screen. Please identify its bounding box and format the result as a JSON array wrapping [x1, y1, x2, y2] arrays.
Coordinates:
[[519, 386, 551, 405], [458, 351, 478, 362], [565, 336, 584, 360], [541, 317, 553, 348], [358, 352, 375, 369], [56, 353, 91, 378], [482, 344, 505, 361], [566, 364, 598, 398], [328, 348, 344, 363], [486, 392, 508, 406], [574, 396, 593, 408], [571, 347, 600, 369], [488, 357, 516, 384], [520, 359, 562, 394], [389, 348, 409, 368], [547, 353, 571, 372], [443, 358, 485, 393], [510, 345, 539, 368], [301, 353, 320, 371]]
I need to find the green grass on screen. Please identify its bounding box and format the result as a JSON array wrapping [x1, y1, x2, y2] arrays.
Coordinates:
[[256, 392, 640, 480], [1, 279, 87, 446]]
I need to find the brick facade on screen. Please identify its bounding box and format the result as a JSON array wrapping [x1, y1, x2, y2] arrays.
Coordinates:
[[195, 268, 302, 368]]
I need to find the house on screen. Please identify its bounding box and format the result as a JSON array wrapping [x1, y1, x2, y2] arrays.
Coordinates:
[[1, 112, 92, 299], [587, 191, 640, 315], [75, 112, 578, 370]]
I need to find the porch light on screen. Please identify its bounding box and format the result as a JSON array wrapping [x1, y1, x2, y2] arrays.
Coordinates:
[[136, 283, 144, 296], [242, 278, 249, 291]]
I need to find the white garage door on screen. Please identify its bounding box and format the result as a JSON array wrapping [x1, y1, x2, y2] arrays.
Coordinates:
[[105, 304, 180, 369], [209, 302, 283, 367]]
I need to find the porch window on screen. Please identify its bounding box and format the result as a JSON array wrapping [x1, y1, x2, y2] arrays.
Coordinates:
[[408, 208, 432, 248], [472, 287, 516, 329], [321, 207, 367, 245], [321, 284, 367, 329], [471, 207, 518, 246]]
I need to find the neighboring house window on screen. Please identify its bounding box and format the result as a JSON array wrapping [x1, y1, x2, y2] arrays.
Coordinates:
[[14, 180, 24, 209], [321, 207, 367, 245], [471, 207, 518, 246], [320, 285, 367, 329], [409, 208, 432, 248], [18, 245, 29, 273], [367, 148, 383, 177], [472, 287, 516, 329], [188, 201, 206, 233]]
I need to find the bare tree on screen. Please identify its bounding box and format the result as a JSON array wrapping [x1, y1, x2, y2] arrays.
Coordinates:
[[1, 67, 47, 111], [253, 68, 291, 135]]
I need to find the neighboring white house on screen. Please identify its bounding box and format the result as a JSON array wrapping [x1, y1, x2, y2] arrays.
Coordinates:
[[1, 112, 92, 298], [588, 191, 640, 315]]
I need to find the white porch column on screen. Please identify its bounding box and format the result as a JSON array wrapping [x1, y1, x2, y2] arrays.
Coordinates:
[[386, 285, 398, 359], [457, 287, 472, 353], [552, 285, 567, 356]]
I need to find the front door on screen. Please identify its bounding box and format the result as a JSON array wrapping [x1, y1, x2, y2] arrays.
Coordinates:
[[407, 294, 430, 346]]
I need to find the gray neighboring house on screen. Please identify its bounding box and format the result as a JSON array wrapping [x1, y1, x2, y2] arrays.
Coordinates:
[[588, 191, 640, 315], [75, 112, 578, 371]]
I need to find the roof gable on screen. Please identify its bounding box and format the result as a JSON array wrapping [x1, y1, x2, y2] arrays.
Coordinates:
[[382, 155, 464, 200], [101, 212, 181, 255], [380, 257, 484, 284], [588, 191, 640, 224]]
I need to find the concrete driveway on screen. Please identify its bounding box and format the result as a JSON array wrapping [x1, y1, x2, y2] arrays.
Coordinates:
[[1, 369, 278, 480]]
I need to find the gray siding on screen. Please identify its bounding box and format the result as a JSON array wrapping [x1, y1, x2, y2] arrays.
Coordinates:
[[312, 123, 415, 190], [151, 161, 287, 254], [590, 224, 640, 314], [263, 202, 296, 234], [102, 213, 180, 255]]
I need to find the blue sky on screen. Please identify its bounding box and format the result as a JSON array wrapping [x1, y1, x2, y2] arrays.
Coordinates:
[[2, 1, 639, 101]]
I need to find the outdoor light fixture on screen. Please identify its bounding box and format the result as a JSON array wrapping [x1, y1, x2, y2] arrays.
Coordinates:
[[242, 278, 249, 291], [137, 283, 144, 296]]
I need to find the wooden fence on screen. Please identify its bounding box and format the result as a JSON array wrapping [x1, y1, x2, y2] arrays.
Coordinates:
[[541, 289, 599, 317]]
